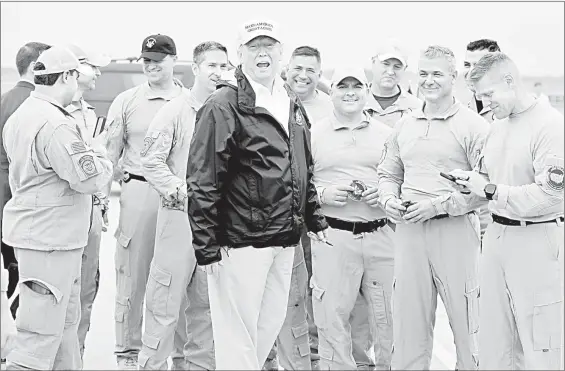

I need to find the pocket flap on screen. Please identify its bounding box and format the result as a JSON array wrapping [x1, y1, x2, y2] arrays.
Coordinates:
[[142, 332, 161, 350], [534, 286, 563, 308], [291, 321, 309, 338], [114, 229, 132, 248], [312, 285, 325, 301], [150, 263, 172, 287], [298, 342, 310, 357]]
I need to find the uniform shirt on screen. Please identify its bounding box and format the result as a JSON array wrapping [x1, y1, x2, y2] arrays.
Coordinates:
[[312, 111, 391, 222], [2, 91, 113, 251], [104, 80, 184, 187], [141, 89, 200, 200], [365, 85, 422, 128], [243, 72, 290, 133], [67, 97, 107, 203], [480, 98, 564, 222], [301, 90, 333, 125], [67, 98, 98, 145], [377, 99, 489, 216]]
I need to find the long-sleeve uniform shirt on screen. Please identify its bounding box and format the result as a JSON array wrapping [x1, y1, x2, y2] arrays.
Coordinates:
[[312, 112, 392, 222], [140, 89, 200, 201], [479, 99, 564, 221], [102, 80, 185, 197], [377, 100, 490, 217], [365, 87, 423, 128], [2, 92, 113, 251]]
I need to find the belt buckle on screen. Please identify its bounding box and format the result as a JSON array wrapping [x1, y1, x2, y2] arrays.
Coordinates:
[[352, 222, 358, 235], [123, 173, 131, 183], [556, 218, 564, 227]]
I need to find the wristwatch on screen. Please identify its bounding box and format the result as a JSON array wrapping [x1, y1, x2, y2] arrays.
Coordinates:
[[484, 183, 497, 200]]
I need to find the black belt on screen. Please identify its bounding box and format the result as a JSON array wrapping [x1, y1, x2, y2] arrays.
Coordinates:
[[325, 216, 388, 235], [492, 214, 564, 227], [431, 214, 449, 220], [123, 173, 147, 183]]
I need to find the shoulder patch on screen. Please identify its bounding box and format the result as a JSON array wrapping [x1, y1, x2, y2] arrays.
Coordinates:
[[140, 131, 161, 157], [78, 154, 98, 177], [546, 156, 564, 192]]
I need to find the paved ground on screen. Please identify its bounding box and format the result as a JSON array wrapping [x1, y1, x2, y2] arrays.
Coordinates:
[[3, 182, 458, 370]]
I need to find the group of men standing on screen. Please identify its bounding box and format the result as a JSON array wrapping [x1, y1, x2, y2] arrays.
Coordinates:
[[1, 19, 563, 371]]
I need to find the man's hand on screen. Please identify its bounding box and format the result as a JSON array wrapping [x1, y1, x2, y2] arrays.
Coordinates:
[[450, 170, 488, 197], [362, 187, 380, 207], [323, 185, 355, 207], [101, 206, 109, 232], [403, 199, 437, 223], [384, 198, 407, 224], [307, 228, 331, 246]]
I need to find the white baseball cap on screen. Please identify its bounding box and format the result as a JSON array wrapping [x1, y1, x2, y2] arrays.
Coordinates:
[[238, 20, 281, 46], [33, 46, 80, 76], [374, 40, 408, 66], [331, 67, 368, 86], [66, 44, 111, 68]]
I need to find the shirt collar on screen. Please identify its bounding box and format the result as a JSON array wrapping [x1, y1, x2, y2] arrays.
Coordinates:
[[144, 78, 184, 100], [366, 84, 411, 113], [243, 71, 286, 98], [414, 98, 461, 120], [67, 97, 94, 114], [30, 91, 71, 115], [19, 78, 35, 86], [184, 88, 203, 111], [330, 110, 371, 130]]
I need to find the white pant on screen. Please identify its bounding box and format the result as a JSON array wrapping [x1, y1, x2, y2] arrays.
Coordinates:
[[207, 245, 295, 370]]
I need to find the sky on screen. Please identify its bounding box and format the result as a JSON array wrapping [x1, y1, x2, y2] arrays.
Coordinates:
[[1, 1, 564, 76]]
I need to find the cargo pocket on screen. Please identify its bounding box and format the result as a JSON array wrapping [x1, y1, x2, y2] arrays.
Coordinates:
[[114, 228, 131, 277], [311, 281, 327, 330], [367, 280, 389, 325], [115, 295, 129, 347], [533, 286, 563, 351], [465, 278, 480, 335], [292, 321, 310, 357], [146, 262, 172, 319], [17, 278, 62, 335]]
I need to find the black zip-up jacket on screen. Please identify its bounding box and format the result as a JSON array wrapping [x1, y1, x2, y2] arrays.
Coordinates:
[[186, 67, 328, 266]]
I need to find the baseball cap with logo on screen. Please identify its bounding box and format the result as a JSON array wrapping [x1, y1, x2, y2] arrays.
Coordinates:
[[66, 44, 111, 68], [238, 20, 281, 46], [33, 45, 80, 76], [331, 67, 368, 87], [374, 40, 408, 66], [140, 34, 177, 61]]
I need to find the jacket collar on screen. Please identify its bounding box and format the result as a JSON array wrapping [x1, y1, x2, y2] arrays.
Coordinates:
[[218, 66, 298, 114], [16, 80, 35, 90], [30, 91, 71, 116], [413, 98, 461, 120]]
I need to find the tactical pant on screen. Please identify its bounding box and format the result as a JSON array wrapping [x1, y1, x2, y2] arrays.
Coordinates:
[[7, 248, 83, 370], [208, 245, 295, 369], [114, 179, 162, 361], [304, 233, 372, 370], [311, 225, 395, 370], [267, 241, 311, 370], [479, 221, 564, 370], [139, 202, 214, 370], [391, 215, 480, 370], [78, 204, 103, 357]]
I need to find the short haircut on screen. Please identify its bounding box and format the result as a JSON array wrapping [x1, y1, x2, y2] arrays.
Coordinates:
[[466, 39, 501, 53], [33, 62, 62, 86], [467, 52, 511, 83], [193, 41, 228, 65], [421, 45, 457, 74], [15, 42, 51, 76], [291, 46, 321, 64]]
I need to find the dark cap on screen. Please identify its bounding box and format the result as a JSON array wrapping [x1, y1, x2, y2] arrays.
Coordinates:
[[140, 34, 176, 61]]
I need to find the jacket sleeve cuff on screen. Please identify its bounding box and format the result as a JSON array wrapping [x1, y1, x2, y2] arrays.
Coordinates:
[[495, 184, 509, 210], [308, 217, 328, 233], [195, 248, 222, 266]]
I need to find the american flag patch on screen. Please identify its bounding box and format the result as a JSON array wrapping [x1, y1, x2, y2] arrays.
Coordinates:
[[71, 141, 87, 154]]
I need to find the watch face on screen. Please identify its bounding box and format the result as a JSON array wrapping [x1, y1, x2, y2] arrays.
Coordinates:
[[348, 180, 367, 201], [485, 184, 496, 197]]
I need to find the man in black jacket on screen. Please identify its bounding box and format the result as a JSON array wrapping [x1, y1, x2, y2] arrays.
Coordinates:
[[186, 20, 328, 370], [0, 41, 51, 319]]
